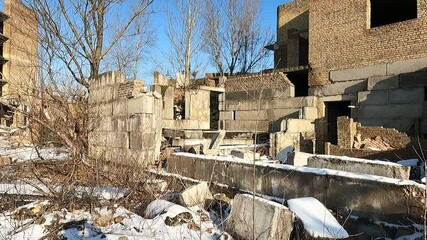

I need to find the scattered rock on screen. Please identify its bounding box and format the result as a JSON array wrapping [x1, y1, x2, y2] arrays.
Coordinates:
[[0, 156, 11, 166]]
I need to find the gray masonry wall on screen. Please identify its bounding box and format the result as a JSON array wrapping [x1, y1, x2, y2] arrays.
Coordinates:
[[219, 72, 318, 132], [167, 153, 425, 223], [89, 71, 162, 167], [312, 58, 427, 144]]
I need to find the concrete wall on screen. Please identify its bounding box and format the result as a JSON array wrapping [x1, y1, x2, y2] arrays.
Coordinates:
[[219, 72, 318, 132], [88, 71, 162, 167], [167, 153, 425, 223]]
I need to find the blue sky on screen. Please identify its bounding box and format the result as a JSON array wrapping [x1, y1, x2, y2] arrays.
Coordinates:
[[140, 0, 288, 84]]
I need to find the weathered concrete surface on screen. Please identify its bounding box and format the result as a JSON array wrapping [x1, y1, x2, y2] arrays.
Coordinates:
[[287, 151, 314, 166], [330, 64, 387, 82], [179, 182, 213, 207], [307, 155, 411, 179], [225, 194, 293, 240], [281, 119, 314, 132], [167, 153, 426, 223]]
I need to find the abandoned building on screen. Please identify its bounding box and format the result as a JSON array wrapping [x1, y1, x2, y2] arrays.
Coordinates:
[[0, 0, 37, 127]]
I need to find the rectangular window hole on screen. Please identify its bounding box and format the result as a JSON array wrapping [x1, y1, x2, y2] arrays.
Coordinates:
[[370, 0, 417, 28]]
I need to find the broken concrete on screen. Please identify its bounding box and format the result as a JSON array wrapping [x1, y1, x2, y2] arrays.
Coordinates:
[[230, 149, 260, 160], [179, 181, 213, 207], [225, 194, 293, 240]]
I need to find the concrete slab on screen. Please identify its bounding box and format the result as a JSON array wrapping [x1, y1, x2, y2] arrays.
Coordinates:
[[307, 155, 411, 179], [367, 75, 399, 90], [387, 57, 427, 75], [358, 90, 388, 105], [225, 194, 293, 240], [312, 79, 367, 96], [330, 64, 387, 82]]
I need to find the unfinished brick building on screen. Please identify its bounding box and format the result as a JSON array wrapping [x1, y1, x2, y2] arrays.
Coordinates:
[[271, 0, 427, 152], [0, 0, 37, 127]]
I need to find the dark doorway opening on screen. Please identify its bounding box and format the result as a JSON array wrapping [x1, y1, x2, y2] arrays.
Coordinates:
[[210, 91, 220, 130], [287, 70, 309, 97], [326, 101, 351, 145], [370, 0, 417, 28]]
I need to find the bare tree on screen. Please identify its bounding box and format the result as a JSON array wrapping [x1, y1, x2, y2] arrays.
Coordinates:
[[24, 0, 154, 89], [164, 0, 202, 86], [202, 0, 274, 75]]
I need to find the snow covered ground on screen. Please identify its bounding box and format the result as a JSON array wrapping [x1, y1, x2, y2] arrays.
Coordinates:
[[0, 200, 231, 240], [0, 136, 68, 162]]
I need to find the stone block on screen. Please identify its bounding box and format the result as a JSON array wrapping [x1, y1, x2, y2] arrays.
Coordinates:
[[235, 110, 268, 120], [312, 79, 367, 96], [302, 107, 317, 120], [357, 90, 388, 105], [223, 120, 270, 132], [367, 75, 399, 90], [281, 119, 314, 133], [330, 64, 387, 82], [399, 71, 427, 88], [128, 95, 154, 114], [225, 194, 293, 240], [112, 100, 127, 116], [107, 132, 128, 148], [287, 151, 314, 166], [90, 103, 113, 118], [178, 182, 213, 207], [388, 88, 424, 104], [230, 149, 260, 160], [307, 155, 411, 179], [387, 57, 427, 75]]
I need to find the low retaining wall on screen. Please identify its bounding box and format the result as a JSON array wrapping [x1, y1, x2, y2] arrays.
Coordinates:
[[167, 153, 425, 223]]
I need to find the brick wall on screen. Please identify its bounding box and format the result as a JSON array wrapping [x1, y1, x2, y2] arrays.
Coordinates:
[[2, 0, 38, 96], [309, 0, 427, 86], [88, 71, 162, 167], [357, 124, 411, 149]]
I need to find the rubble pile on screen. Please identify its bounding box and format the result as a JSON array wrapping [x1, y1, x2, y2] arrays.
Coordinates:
[[353, 135, 393, 151]]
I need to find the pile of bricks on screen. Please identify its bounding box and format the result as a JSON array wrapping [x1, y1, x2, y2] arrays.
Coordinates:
[[353, 135, 393, 151]]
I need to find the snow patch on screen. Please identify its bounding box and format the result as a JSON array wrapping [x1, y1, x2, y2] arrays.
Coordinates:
[[287, 197, 349, 239]]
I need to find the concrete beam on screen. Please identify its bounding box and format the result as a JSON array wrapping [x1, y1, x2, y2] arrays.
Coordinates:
[[387, 57, 427, 75], [330, 64, 386, 82]]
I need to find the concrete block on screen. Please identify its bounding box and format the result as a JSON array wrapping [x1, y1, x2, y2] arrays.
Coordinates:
[[209, 130, 226, 150], [90, 103, 113, 118], [107, 132, 128, 148], [219, 111, 234, 120], [287, 151, 314, 166], [129, 133, 142, 150], [388, 88, 424, 104], [367, 75, 399, 90], [128, 95, 154, 114], [235, 110, 268, 121], [266, 108, 300, 120], [312, 79, 367, 96], [358, 104, 423, 119], [179, 182, 213, 207], [330, 64, 387, 82], [225, 194, 293, 240], [399, 71, 427, 88], [223, 120, 270, 132], [230, 149, 260, 160], [302, 107, 317, 120], [387, 57, 427, 75], [357, 90, 388, 105], [281, 119, 314, 133], [307, 155, 411, 179], [112, 100, 127, 116]]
